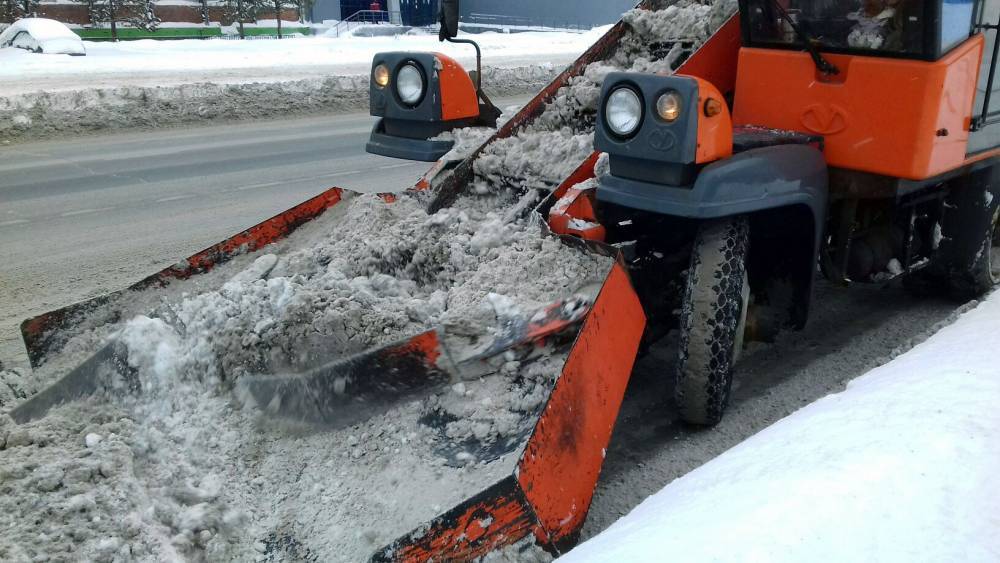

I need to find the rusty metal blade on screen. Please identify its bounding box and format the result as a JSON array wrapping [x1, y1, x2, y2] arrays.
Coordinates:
[[235, 331, 449, 426]]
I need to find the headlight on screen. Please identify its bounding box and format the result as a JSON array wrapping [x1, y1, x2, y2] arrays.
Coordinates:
[[656, 91, 682, 122], [397, 64, 425, 106], [373, 64, 390, 88], [605, 87, 643, 137]]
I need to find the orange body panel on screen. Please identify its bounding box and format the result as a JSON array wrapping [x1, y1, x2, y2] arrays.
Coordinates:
[[690, 76, 734, 164], [518, 263, 646, 545], [435, 52, 480, 122], [548, 152, 607, 241], [733, 36, 985, 180], [674, 13, 742, 96]]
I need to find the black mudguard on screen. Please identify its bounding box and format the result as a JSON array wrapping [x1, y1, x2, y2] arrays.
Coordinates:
[[599, 144, 829, 329]]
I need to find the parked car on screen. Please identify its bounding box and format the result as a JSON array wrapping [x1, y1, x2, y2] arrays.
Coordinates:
[[0, 18, 86, 56]]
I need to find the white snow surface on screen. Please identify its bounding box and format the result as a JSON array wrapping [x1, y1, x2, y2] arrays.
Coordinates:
[[0, 28, 607, 92], [561, 291, 1000, 563], [0, 18, 81, 43], [0, 18, 86, 56]]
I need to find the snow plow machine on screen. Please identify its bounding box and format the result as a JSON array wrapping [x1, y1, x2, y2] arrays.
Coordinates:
[[11, 0, 1000, 560]]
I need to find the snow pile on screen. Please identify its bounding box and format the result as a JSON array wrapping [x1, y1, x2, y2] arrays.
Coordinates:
[[560, 291, 1000, 563], [0, 366, 36, 410], [0, 18, 81, 44], [0, 30, 604, 84], [0, 64, 559, 142], [1, 185, 611, 561], [473, 0, 738, 191]]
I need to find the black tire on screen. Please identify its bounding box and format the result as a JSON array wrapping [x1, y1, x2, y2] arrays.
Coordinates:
[[676, 216, 750, 427], [948, 202, 1000, 300]]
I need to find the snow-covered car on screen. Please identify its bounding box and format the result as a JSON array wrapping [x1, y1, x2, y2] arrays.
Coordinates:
[[0, 18, 85, 56]]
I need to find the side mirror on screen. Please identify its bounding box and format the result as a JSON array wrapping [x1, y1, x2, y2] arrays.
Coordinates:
[[439, 0, 460, 41]]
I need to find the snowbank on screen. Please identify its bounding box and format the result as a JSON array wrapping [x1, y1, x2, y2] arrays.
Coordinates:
[[0, 63, 559, 142], [0, 28, 601, 141], [560, 292, 1000, 563], [0, 29, 605, 87]]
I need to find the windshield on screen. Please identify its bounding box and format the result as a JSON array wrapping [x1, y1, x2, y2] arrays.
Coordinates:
[[744, 0, 928, 55]]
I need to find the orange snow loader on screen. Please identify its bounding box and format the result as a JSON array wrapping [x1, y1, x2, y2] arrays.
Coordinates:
[[13, 0, 1000, 561]]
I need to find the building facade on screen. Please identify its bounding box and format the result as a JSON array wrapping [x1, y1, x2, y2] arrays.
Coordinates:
[[313, 0, 635, 29], [460, 0, 635, 29]]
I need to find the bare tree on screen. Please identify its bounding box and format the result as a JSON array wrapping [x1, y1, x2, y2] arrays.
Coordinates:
[[3, 0, 40, 21], [225, 0, 264, 38], [267, 0, 294, 37], [74, 0, 159, 41], [291, 0, 314, 24]]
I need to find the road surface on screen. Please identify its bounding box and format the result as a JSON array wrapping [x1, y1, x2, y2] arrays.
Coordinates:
[[0, 100, 528, 369]]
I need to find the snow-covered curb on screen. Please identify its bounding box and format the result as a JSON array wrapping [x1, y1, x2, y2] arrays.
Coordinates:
[[561, 291, 1000, 562], [0, 63, 560, 143]]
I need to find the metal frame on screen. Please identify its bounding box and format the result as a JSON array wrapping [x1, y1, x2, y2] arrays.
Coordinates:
[[972, 0, 1000, 131]]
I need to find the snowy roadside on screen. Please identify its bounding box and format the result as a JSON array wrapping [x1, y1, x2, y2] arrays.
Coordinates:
[[560, 291, 1000, 563], [0, 29, 605, 142], [0, 63, 560, 143]]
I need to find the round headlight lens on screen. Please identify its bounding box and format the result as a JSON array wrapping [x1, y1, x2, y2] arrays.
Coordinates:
[[397, 64, 425, 106], [656, 91, 683, 122], [373, 64, 390, 88], [605, 87, 643, 137]]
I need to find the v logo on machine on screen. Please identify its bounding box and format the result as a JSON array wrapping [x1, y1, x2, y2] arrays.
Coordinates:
[[800, 104, 849, 135]]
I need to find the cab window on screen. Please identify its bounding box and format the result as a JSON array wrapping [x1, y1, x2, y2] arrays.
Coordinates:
[[743, 0, 978, 60]]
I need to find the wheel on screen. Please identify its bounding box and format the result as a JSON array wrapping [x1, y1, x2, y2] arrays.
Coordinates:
[[676, 216, 750, 427], [947, 200, 1000, 299]]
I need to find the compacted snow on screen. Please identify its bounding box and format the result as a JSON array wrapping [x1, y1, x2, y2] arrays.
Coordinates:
[[0, 29, 604, 91], [561, 291, 1000, 563], [0, 187, 612, 562]]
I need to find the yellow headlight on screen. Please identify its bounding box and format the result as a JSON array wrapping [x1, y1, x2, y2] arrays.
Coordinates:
[[656, 91, 682, 122], [373, 64, 390, 88]]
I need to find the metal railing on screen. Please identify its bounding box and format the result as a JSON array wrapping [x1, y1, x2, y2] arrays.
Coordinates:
[[971, 13, 1000, 131], [330, 10, 402, 37]]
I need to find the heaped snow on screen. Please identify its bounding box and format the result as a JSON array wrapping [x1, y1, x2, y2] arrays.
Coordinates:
[[0, 18, 86, 56], [0, 186, 612, 562], [0, 28, 604, 92], [560, 291, 1000, 563]]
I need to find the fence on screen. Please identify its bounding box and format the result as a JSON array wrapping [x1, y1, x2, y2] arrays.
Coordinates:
[[330, 9, 402, 37]]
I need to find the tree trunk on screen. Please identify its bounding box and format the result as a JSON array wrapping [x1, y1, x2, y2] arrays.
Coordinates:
[[276, 4, 282, 38], [110, 13, 118, 42], [201, 0, 209, 25], [237, 0, 244, 38]]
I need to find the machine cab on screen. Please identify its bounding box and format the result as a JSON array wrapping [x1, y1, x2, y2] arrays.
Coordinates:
[[735, 0, 993, 180]]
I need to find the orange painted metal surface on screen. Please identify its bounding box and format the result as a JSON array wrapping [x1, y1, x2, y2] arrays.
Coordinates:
[[672, 12, 742, 95], [376, 479, 536, 563], [389, 330, 442, 366], [182, 188, 344, 273], [549, 183, 607, 242], [517, 263, 646, 546], [435, 52, 480, 122], [553, 151, 601, 199], [548, 152, 606, 241], [690, 75, 734, 164], [733, 36, 985, 180]]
